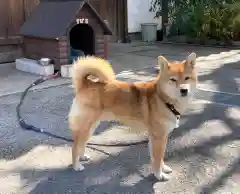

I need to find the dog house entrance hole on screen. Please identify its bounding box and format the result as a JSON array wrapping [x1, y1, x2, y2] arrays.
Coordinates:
[[69, 24, 95, 62]]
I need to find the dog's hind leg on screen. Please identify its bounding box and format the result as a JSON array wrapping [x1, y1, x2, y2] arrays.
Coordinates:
[[69, 111, 100, 171]]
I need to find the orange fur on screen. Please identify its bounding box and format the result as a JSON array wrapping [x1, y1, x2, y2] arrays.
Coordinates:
[[68, 53, 198, 181]]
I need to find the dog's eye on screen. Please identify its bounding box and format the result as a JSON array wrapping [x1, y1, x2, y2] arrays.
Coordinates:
[[170, 78, 177, 82], [185, 77, 190, 81]]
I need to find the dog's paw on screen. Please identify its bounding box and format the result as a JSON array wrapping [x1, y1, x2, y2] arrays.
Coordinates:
[[73, 162, 85, 171], [154, 172, 169, 181], [80, 154, 91, 161], [163, 164, 172, 174]]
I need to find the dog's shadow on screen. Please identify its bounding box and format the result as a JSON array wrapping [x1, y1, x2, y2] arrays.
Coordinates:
[[19, 144, 157, 194]]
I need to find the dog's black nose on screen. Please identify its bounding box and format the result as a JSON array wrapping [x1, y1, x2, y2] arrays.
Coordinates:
[[180, 89, 188, 96]]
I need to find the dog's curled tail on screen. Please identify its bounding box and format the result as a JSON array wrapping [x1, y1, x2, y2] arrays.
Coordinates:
[[71, 56, 115, 92]]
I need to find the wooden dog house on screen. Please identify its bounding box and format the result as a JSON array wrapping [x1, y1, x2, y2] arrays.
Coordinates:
[[19, 0, 112, 70]]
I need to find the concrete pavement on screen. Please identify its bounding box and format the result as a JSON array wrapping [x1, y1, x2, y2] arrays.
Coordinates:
[[0, 82, 239, 194], [1, 41, 240, 96], [0, 41, 239, 193]]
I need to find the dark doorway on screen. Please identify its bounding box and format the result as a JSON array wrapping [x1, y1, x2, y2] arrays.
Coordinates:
[[69, 24, 95, 62]]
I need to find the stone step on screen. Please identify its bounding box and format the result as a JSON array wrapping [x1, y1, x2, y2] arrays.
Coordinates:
[[15, 58, 54, 76], [61, 64, 72, 78]]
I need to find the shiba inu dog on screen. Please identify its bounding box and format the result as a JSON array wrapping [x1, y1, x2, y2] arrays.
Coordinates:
[[68, 53, 197, 181]]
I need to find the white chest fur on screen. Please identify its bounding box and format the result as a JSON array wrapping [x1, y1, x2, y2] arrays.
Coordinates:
[[69, 98, 81, 116], [165, 117, 180, 133]]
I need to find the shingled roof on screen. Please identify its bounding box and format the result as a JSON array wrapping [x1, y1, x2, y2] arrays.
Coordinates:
[[19, 0, 112, 39]]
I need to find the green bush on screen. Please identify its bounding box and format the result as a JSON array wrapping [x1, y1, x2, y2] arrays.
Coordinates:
[[199, 4, 240, 41], [150, 0, 240, 41]]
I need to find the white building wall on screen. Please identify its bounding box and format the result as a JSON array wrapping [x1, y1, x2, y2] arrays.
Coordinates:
[[127, 0, 162, 33]]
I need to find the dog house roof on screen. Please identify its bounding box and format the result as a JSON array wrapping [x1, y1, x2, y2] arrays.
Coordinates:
[[19, 0, 112, 39]]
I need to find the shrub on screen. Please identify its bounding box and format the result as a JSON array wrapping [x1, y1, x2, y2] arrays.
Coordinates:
[[150, 0, 240, 41]]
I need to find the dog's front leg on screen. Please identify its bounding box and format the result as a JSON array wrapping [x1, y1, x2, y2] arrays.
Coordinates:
[[149, 132, 170, 181]]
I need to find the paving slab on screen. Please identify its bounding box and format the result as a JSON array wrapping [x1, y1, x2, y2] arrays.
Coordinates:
[[105, 45, 239, 93], [0, 41, 240, 194], [1, 42, 240, 97], [0, 80, 239, 194], [114, 42, 240, 94], [0, 62, 71, 97]]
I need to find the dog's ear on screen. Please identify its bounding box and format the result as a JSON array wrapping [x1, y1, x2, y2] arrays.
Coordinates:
[[158, 56, 169, 71], [186, 52, 196, 68]]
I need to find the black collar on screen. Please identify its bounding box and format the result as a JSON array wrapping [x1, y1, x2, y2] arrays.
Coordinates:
[[165, 103, 181, 118]]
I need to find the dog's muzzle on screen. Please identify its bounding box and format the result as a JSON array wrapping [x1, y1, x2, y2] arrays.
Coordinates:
[[180, 88, 188, 97]]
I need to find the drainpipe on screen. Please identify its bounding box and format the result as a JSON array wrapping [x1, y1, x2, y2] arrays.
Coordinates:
[[103, 20, 109, 59], [162, 0, 169, 38], [122, 0, 130, 43]]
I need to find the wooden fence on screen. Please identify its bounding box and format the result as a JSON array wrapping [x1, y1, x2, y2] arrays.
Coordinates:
[[0, 0, 40, 63]]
